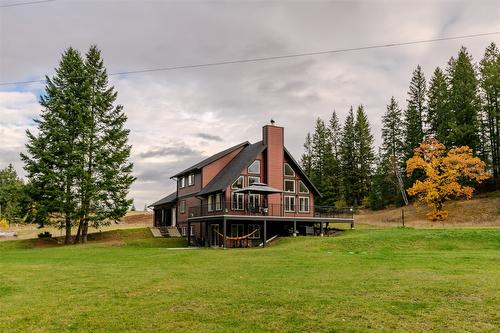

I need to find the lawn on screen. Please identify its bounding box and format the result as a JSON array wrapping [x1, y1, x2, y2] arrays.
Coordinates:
[[0, 228, 499, 332]]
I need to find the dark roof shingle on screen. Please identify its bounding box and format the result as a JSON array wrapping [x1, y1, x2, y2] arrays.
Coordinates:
[[149, 191, 177, 207], [197, 141, 266, 196], [171, 141, 249, 178]]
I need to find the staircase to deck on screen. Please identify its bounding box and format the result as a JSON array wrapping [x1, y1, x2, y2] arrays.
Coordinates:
[[150, 226, 182, 238]]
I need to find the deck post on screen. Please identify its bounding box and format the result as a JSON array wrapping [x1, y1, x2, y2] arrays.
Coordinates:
[[293, 220, 297, 237], [204, 221, 209, 247], [263, 220, 267, 247], [223, 217, 227, 249], [351, 220, 355, 230], [320, 221, 323, 237], [187, 221, 191, 246]]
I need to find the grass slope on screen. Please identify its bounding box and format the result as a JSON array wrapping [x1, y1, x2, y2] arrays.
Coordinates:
[[357, 192, 500, 228], [0, 228, 499, 332]]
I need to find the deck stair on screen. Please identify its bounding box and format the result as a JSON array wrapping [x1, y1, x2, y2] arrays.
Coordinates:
[[149, 227, 163, 238], [165, 226, 182, 237]]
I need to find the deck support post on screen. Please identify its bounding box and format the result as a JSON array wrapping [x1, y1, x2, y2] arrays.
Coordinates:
[[263, 220, 267, 247], [293, 220, 297, 237], [350, 220, 355, 230], [320, 221, 324, 237], [187, 221, 191, 246], [204, 221, 209, 247], [223, 217, 227, 249]]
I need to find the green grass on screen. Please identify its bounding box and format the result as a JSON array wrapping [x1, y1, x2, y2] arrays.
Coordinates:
[[0, 228, 499, 332]]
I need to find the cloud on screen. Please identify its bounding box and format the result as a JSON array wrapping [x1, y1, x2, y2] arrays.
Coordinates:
[[196, 133, 223, 142], [140, 146, 202, 159]]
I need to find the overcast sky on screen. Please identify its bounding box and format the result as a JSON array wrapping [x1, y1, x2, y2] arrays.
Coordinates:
[[1, 0, 499, 209]]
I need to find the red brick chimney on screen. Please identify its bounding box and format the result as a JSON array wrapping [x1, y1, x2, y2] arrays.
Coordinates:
[[263, 121, 284, 207]]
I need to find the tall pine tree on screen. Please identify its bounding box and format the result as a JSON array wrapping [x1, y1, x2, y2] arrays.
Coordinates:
[[22, 46, 134, 244], [340, 107, 357, 206], [354, 105, 374, 204], [404, 65, 427, 160], [447, 47, 481, 152], [381, 97, 405, 163], [426, 67, 453, 146], [479, 42, 500, 178]]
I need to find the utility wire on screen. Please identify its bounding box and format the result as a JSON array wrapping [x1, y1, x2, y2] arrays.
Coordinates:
[[0, 0, 55, 8], [1, 31, 499, 86]]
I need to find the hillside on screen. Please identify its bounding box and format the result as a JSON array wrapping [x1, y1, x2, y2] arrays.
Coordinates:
[[356, 192, 500, 228]]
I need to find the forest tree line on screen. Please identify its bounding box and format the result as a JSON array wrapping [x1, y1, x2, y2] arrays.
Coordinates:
[[301, 42, 499, 209]]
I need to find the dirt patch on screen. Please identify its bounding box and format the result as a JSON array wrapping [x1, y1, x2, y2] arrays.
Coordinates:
[[120, 212, 153, 225]]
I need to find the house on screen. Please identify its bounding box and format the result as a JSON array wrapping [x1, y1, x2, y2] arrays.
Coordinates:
[[150, 121, 353, 247]]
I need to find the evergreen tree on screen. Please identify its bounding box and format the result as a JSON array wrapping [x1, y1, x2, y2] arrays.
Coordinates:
[[340, 107, 357, 206], [311, 118, 337, 205], [0, 164, 26, 223], [300, 132, 313, 177], [329, 110, 341, 159], [404, 65, 427, 159], [381, 97, 405, 163], [22, 47, 88, 244], [479, 42, 500, 178], [22, 46, 134, 244], [426, 67, 453, 146], [327, 110, 343, 203], [447, 47, 481, 152], [354, 105, 374, 204]]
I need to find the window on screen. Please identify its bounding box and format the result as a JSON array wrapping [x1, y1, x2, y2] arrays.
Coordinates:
[[232, 176, 244, 189], [248, 176, 260, 186], [188, 174, 195, 186], [179, 177, 185, 188], [299, 180, 309, 194], [299, 197, 310, 213], [231, 224, 244, 237], [248, 160, 261, 174], [208, 195, 214, 212], [190, 225, 194, 236], [232, 193, 244, 210], [215, 193, 222, 211], [284, 196, 296, 212], [284, 163, 295, 177], [284, 179, 295, 193], [181, 226, 187, 236], [179, 200, 186, 214], [248, 194, 260, 210], [248, 224, 261, 239]]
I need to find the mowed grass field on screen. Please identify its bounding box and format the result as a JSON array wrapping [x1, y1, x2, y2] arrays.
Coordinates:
[[0, 228, 499, 332]]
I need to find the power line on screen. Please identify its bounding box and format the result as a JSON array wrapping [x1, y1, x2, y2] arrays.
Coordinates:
[[0, 0, 55, 8], [1, 31, 499, 87]]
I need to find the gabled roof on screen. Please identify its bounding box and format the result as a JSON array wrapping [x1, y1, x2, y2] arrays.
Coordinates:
[[284, 147, 322, 197], [171, 141, 249, 178], [149, 191, 177, 207], [197, 141, 267, 196]]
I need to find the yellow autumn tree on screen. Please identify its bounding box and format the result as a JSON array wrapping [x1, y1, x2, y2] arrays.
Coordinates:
[[406, 138, 490, 221]]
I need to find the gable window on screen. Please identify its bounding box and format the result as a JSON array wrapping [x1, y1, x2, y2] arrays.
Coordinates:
[[248, 160, 261, 174], [284, 163, 295, 177], [231, 193, 244, 210], [284, 179, 295, 193], [179, 177, 186, 188], [299, 197, 310, 213], [248, 194, 260, 211], [232, 176, 244, 189], [188, 173, 195, 186], [208, 195, 214, 212], [179, 200, 186, 214], [248, 224, 261, 239], [284, 196, 295, 212], [299, 180, 309, 194], [215, 193, 222, 211], [231, 224, 244, 237], [248, 176, 260, 186]]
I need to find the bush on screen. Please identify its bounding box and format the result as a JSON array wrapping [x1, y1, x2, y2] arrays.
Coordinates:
[[38, 231, 52, 239], [0, 218, 8, 230]]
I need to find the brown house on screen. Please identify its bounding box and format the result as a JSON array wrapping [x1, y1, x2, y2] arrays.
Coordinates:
[[150, 122, 352, 247]]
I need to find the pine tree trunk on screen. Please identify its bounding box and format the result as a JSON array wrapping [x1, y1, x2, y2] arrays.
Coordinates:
[[82, 220, 89, 243], [64, 217, 72, 244], [74, 219, 83, 243]]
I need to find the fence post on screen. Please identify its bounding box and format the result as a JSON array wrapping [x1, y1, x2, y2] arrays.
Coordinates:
[[401, 209, 405, 228]]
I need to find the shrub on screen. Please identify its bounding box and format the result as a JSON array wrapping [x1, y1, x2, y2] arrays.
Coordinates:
[[38, 231, 52, 239]]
